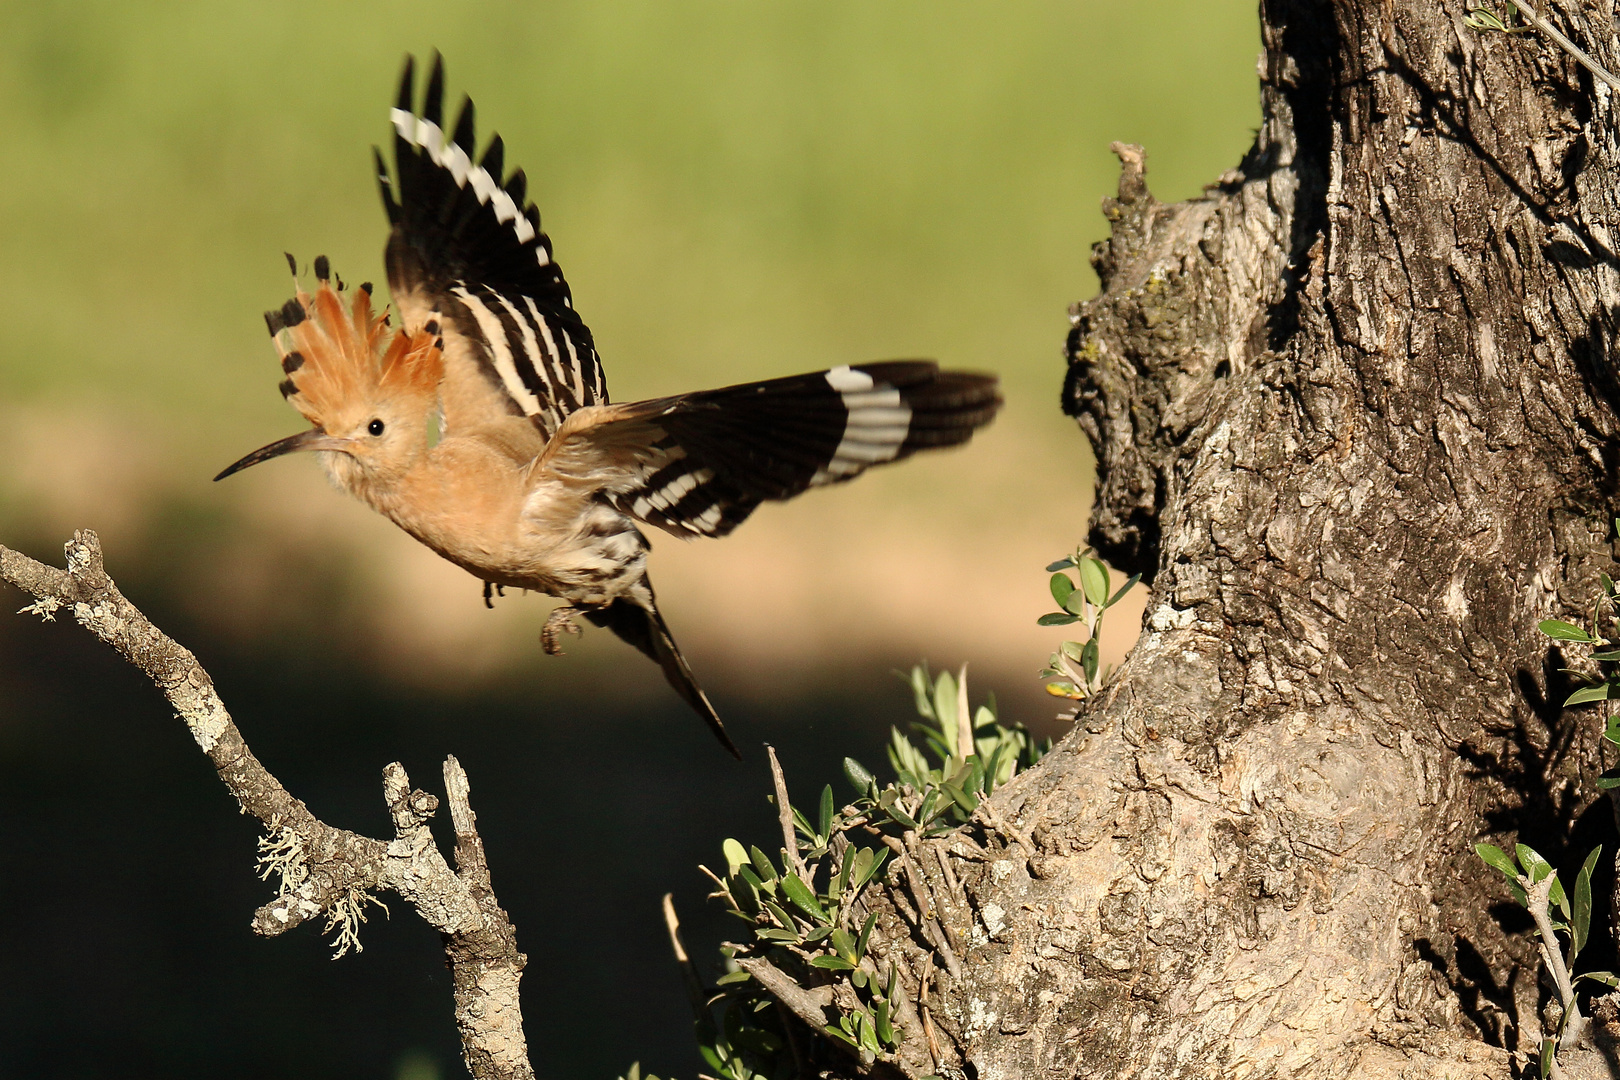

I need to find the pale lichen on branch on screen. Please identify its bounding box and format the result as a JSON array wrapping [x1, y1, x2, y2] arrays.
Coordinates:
[[0, 531, 535, 1080]]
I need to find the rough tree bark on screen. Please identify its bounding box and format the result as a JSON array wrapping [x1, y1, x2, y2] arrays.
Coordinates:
[[807, 1, 1620, 1077]]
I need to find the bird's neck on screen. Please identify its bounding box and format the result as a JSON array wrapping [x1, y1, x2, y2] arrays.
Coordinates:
[[336, 435, 532, 562]]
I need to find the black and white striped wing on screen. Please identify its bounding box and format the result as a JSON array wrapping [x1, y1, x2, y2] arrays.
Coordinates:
[[378, 55, 606, 439], [543, 361, 1001, 539]]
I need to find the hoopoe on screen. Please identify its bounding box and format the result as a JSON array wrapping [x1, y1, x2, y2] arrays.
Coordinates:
[[217, 56, 1002, 757]]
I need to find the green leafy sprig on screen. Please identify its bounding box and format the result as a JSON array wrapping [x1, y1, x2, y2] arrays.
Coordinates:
[[1538, 523, 1620, 788], [1038, 547, 1139, 715], [1476, 841, 1611, 1074], [691, 665, 1049, 1075]]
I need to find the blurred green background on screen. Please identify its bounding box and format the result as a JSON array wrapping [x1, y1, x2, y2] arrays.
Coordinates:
[[0, 2, 1259, 1078]]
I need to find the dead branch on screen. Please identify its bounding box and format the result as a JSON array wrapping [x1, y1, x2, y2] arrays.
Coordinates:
[[1, 530, 533, 1080]]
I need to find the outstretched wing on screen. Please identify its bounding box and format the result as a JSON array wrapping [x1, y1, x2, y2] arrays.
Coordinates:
[[379, 54, 607, 441], [534, 361, 1002, 539]]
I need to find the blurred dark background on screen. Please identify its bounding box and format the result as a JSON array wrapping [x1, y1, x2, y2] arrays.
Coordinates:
[[0, 3, 1260, 1077]]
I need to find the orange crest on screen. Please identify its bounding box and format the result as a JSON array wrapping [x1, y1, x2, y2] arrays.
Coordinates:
[[266, 262, 442, 429]]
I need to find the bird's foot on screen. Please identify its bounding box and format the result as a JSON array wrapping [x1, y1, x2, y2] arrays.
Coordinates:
[[482, 581, 506, 609], [541, 605, 583, 655]]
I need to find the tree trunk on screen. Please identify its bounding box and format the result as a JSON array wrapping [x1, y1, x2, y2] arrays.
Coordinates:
[[913, 1, 1620, 1076]]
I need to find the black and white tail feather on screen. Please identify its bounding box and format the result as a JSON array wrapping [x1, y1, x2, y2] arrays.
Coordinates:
[[379, 55, 1001, 757]]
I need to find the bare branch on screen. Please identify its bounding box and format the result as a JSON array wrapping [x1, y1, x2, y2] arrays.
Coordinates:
[[734, 956, 835, 1032], [1501, 0, 1620, 91], [661, 893, 710, 1020], [766, 744, 811, 882], [1, 532, 534, 1080]]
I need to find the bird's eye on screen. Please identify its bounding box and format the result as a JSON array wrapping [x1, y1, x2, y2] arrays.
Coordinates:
[[367, 419, 385, 436]]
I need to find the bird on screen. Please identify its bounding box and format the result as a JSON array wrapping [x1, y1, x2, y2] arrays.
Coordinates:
[[216, 55, 1002, 758]]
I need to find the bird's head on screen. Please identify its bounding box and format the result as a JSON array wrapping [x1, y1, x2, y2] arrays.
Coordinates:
[[216, 257, 444, 491]]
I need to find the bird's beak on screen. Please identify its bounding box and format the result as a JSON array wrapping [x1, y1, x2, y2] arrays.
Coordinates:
[[214, 428, 346, 481]]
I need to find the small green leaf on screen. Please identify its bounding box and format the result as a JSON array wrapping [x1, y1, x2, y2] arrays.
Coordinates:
[[983, 743, 1010, 796], [1541, 619, 1595, 642], [844, 756, 876, 792], [1045, 557, 1075, 572], [855, 849, 889, 890], [802, 924, 834, 943], [782, 872, 828, 923], [1589, 650, 1620, 661], [749, 846, 779, 883], [715, 968, 751, 986], [819, 785, 835, 842], [1107, 573, 1142, 608], [1540, 1036, 1555, 1079], [1565, 682, 1613, 706], [1574, 846, 1601, 960], [884, 800, 921, 830], [1049, 572, 1075, 608], [1580, 970, 1620, 989], [822, 1024, 858, 1048], [1598, 770, 1620, 789], [809, 954, 856, 970], [1063, 589, 1089, 616], [791, 806, 816, 841], [1606, 716, 1620, 746], [1079, 557, 1110, 609], [762, 899, 797, 930], [933, 670, 958, 750], [831, 853, 852, 904], [909, 665, 935, 721], [875, 997, 895, 1046], [722, 838, 749, 877], [857, 1009, 881, 1053], [757, 927, 801, 942], [857, 910, 878, 958], [915, 788, 944, 829], [1037, 612, 1081, 626], [830, 927, 856, 962], [937, 780, 972, 814], [1081, 637, 1100, 684], [1516, 844, 1553, 883], [1475, 842, 1520, 880]]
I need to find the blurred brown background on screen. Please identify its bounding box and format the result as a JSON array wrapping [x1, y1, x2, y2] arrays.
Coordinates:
[[0, 3, 1259, 1077]]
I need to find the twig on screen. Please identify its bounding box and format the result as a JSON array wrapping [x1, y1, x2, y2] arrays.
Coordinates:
[[734, 956, 835, 1031], [877, 835, 962, 980], [918, 955, 942, 1069], [933, 843, 963, 900], [1503, 0, 1620, 92], [1523, 871, 1587, 1052], [766, 745, 811, 882], [977, 799, 1036, 861], [2, 532, 534, 1080], [662, 894, 710, 1020]]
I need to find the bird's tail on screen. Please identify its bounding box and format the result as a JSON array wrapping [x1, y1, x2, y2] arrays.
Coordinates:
[[584, 595, 740, 760]]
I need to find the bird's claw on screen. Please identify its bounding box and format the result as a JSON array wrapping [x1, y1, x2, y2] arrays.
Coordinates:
[[541, 605, 583, 655], [482, 581, 506, 609]]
